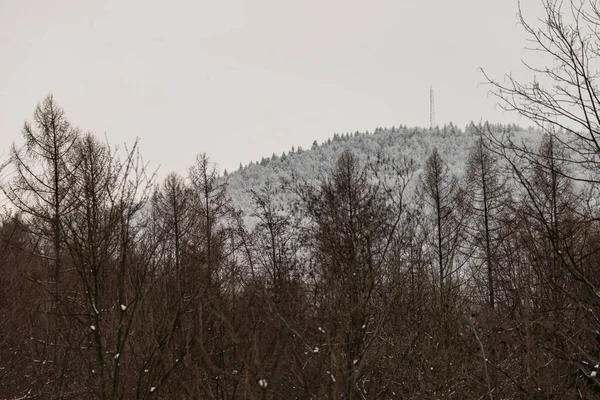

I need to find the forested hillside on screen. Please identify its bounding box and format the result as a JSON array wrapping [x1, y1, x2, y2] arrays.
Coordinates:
[[1, 94, 600, 399], [225, 122, 530, 220]]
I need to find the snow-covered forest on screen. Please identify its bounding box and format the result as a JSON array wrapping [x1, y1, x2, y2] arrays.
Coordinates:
[[2, 1, 600, 398], [225, 122, 530, 222]]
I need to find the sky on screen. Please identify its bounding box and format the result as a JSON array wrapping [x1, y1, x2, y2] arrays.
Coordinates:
[[0, 0, 546, 178]]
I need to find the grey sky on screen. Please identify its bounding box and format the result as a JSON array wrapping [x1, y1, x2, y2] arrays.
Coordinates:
[[0, 0, 544, 176]]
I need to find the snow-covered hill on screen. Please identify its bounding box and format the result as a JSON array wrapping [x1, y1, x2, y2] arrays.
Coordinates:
[[224, 122, 538, 216]]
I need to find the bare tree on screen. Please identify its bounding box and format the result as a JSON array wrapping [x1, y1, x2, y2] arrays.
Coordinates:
[[417, 148, 467, 310], [482, 1, 600, 388], [59, 133, 183, 399], [247, 181, 302, 297], [188, 153, 228, 289], [151, 172, 193, 277], [1, 94, 81, 397], [483, 0, 600, 184], [301, 150, 401, 399], [464, 130, 511, 310]]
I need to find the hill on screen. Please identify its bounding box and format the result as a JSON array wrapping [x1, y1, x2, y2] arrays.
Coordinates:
[[225, 122, 534, 217]]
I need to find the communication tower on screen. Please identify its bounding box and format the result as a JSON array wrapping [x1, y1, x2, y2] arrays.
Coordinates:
[[430, 85, 436, 129]]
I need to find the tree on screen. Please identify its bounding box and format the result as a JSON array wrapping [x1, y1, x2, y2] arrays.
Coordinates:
[[484, 0, 600, 184], [182, 153, 238, 398], [417, 148, 467, 310], [247, 181, 300, 296], [303, 150, 397, 399], [464, 129, 511, 310], [414, 148, 474, 395], [462, 129, 514, 394], [188, 153, 228, 288], [61, 133, 119, 398], [60, 134, 183, 398], [1, 95, 81, 397], [5, 94, 80, 278], [484, 2, 600, 392], [151, 172, 192, 275]]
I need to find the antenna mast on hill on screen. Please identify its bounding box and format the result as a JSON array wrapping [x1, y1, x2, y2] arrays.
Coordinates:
[[430, 85, 436, 129]]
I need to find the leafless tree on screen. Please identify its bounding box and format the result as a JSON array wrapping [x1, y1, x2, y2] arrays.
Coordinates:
[[417, 148, 468, 311], [482, 2, 600, 390], [483, 0, 600, 184], [1, 95, 81, 397], [300, 150, 406, 399]]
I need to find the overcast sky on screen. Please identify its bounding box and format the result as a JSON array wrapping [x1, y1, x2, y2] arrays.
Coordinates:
[[0, 0, 545, 177]]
